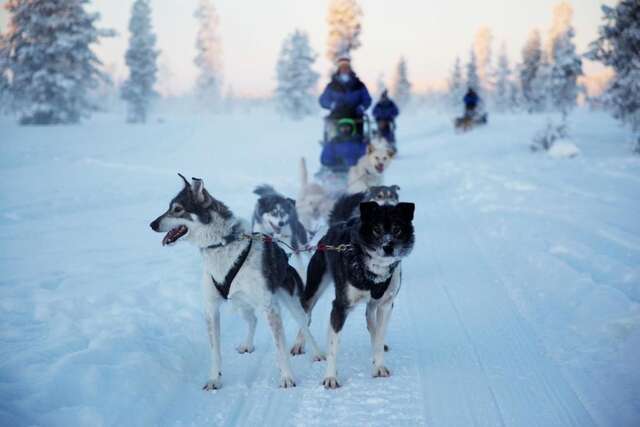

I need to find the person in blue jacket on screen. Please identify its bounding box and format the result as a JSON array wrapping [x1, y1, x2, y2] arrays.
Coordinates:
[[463, 87, 480, 117], [320, 118, 367, 171], [319, 54, 372, 123], [372, 89, 399, 143]]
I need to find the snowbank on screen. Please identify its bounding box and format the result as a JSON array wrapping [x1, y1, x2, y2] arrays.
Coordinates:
[[548, 139, 581, 158]]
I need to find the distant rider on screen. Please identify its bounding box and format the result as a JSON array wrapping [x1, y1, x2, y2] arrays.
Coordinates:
[[463, 87, 480, 117], [320, 118, 366, 170], [372, 89, 399, 143], [319, 54, 372, 129]]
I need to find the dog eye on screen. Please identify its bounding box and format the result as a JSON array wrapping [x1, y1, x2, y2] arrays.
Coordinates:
[[372, 225, 383, 236], [392, 225, 402, 236], [173, 205, 183, 213]]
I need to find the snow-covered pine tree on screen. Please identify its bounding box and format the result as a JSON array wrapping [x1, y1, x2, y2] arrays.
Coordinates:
[[520, 30, 543, 113], [121, 0, 159, 123], [448, 56, 464, 109], [549, 28, 582, 116], [586, 0, 640, 152], [466, 49, 480, 94], [548, 1, 582, 117], [494, 44, 512, 112], [0, 32, 10, 114], [4, 0, 111, 124], [274, 30, 319, 120], [530, 52, 551, 112], [474, 26, 494, 96], [194, 0, 223, 109], [391, 57, 411, 108], [326, 0, 363, 62]]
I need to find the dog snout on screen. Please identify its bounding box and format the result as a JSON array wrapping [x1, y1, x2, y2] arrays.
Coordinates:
[[150, 218, 161, 232], [383, 244, 394, 256], [278, 221, 285, 227]]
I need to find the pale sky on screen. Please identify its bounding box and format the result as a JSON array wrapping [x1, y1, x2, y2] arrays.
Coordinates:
[[0, 0, 613, 97]]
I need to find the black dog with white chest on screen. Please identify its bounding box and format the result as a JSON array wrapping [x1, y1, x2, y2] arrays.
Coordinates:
[[299, 201, 415, 388]]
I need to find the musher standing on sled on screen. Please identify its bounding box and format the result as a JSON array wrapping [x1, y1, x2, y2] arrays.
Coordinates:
[[463, 87, 480, 118], [372, 89, 399, 145], [318, 54, 372, 169]]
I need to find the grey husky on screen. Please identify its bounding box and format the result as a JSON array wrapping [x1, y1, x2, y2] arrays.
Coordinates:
[[150, 174, 323, 390]]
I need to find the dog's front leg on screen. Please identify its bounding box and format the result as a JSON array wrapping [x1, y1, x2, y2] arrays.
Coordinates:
[[323, 300, 348, 389], [265, 304, 296, 388], [202, 274, 223, 391], [372, 300, 393, 378], [365, 300, 377, 348]]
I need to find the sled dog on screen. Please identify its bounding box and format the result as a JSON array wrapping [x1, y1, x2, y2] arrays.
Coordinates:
[[329, 185, 401, 226], [347, 136, 395, 194], [296, 158, 334, 236], [150, 174, 323, 390]]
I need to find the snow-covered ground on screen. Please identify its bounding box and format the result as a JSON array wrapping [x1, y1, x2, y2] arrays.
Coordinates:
[[1, 108, 639, 426]]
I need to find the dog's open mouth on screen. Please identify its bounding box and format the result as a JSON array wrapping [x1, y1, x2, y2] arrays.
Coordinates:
[[162, 225, 188, 246], [375, 163, 385, 173], [269, 221, 282, 234]]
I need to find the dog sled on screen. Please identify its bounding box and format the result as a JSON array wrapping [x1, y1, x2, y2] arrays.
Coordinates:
[[315, 115, 372, 197], [454, 110, 488, 133]]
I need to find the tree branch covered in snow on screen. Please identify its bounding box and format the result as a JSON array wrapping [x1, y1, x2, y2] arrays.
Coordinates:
[[326, 0, 362, 63], [194, 0, 223, 109]]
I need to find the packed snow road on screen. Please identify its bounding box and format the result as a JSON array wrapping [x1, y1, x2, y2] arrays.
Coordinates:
[[0, 110, 638, 426]]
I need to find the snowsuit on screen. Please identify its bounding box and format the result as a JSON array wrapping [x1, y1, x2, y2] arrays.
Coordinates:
[[373, 97, 399, 143], [320, 134, 367, 170], [319, 72, 372, 119], [464, 91, 480, 115]]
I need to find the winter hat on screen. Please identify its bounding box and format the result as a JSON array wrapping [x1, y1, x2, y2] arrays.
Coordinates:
[[336, 52, 351, 66]]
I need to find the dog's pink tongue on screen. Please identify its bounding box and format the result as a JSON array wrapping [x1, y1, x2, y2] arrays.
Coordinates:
[[376, 164, 384, 173]]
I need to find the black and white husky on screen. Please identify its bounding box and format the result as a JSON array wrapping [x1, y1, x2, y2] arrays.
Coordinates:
[[329, 185, 401, 226], [299, 201, 415, 388], [252, 185, 309, 276], [150, 175, 323, 390]]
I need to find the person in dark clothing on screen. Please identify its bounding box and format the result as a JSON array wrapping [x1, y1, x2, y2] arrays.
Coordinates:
[[319, 55, 372, 122], [320, 117, 367, 171], [463, 87, 480, 117], [372, 89, 399, 143]]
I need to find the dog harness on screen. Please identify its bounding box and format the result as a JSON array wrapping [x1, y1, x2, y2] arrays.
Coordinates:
[[368, 262, 399, 300], [210, 239, 253, 299]]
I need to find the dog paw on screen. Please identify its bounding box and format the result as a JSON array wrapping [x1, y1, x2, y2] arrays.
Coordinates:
[[322, 377, 340, 389], [289, 343, 305, 356], [384, 344, 390, 352], [236, 344, 255, 354], [202, 378, 222, 391], [373, 365, 391, 378], [312, 353, 326, 362], [280, 376, 296, 388]]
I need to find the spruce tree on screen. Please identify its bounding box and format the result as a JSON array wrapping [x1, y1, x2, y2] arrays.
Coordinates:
[[494, 44, 512, 112], [520, 30, 543, 113], [326, 0, 363, 62], [448, 56, 464, 109], [0, 33, 10, 114], [392, 57, 411, 108], [194, 0, 223, 109], [466, 50, 480, 94], [587, 0, 640, 152], [121, 0, 159, 123], [275, 30, 319, 120], [4, 0, 111, 124]]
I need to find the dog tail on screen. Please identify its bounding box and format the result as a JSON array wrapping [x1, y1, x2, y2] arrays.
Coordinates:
[[300, 157, 308, 187], [254, 184, 277, 197]]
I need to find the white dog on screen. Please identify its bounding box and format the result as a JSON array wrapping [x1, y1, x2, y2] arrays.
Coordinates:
[[296, 158, 334, 236], [347, 136, 395, 194]]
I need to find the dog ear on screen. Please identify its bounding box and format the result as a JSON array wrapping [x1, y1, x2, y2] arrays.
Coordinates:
[[395, 202, 415, 221], [177, 173, 190, 188], [190, 177, 207, 203], [287, 197, 296, 207], [390, 185, 400, 192], [367, 143, 374, 154], [388, 149, 396, 158], [359, 201, 379, 221]]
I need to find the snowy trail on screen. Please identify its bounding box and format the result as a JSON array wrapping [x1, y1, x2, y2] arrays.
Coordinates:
[[1, 110, 638, 426]]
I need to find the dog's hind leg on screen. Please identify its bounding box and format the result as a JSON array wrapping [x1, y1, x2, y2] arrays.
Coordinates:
[[265, 304, 296, 388], [202, 274, 223, 390], [282, 291, 325, 361], [236, 308, 256, 354]]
